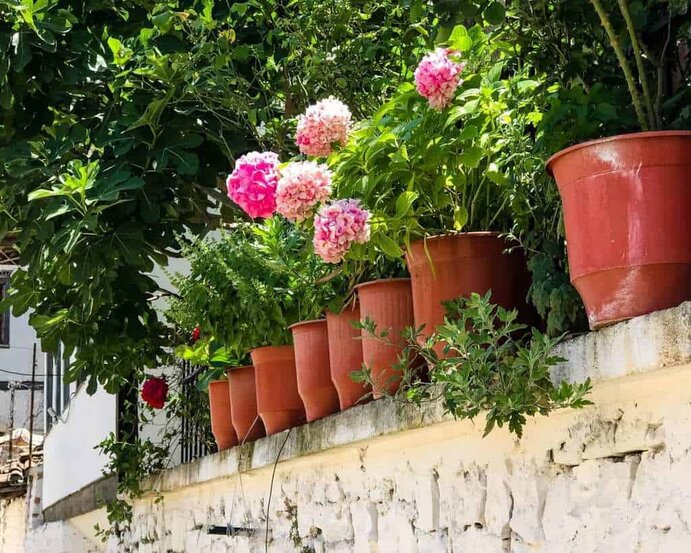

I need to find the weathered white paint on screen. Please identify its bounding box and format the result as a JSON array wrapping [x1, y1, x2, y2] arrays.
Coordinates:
[[41, 385, 116, 509], [0, 497, 27, 553], [8, 302, 691, 553]]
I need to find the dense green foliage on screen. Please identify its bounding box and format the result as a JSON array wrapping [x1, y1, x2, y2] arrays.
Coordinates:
[[167, 218, 335, 357], [0, 0, 438, 391]]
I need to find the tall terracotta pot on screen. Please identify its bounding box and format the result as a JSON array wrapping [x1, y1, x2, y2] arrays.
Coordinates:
[[326, 303, 370, 410], [356, 278, 414, 398], [251, 345, 306, 435], [227, 366, 265, 443], [290, 320, 340, 422], [406, 233, 523, 343], [208, 380, 238, 451], [547, 131, 691, 328]]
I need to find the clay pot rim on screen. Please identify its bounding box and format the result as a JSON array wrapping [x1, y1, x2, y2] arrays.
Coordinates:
[[406, 231, 505, 249], [326, 301, 359, 317], [225, 365, 254, 373], [208, 378, 229, 386], [355, 277, 411, 292], [546, 130, 691, 175], [249, 344, 293, 356], [288, 318, 327, 331]]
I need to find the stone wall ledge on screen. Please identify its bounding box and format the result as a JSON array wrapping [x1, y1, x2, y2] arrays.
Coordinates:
[[146, 301, 690, 496]]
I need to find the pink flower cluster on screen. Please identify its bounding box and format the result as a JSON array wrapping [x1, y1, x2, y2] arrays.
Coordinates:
[[296, 97, 352, 157], [276, 161, 332, 222], [226, 151, 280, 218], [414, 48, 465, 110], [313, 199, 371, 264]]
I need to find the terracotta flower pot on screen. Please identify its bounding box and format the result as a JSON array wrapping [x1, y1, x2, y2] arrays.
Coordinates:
[[356, 278, 414, 398], [547, 131, 691, 328], [208, 380, 238, 451], [227, 366, 265, 443], [290, 319, 340, 422], [406, 233, 523, 344], [326, 303, 370, 409], [251, 345, 306, 435]]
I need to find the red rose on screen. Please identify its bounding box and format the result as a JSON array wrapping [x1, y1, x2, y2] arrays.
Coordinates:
[[191, 325, 201, 343], [141, 377, 168, 409]]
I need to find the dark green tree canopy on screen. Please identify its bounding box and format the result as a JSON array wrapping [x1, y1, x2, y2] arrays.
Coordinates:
[[0, 0, 437, 391]]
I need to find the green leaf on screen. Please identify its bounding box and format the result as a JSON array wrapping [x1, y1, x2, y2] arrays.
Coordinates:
[[483, 2, 506, 25], [460, 146, 484, 168], [448, 25, 472, 52], [376, 233, 404, 258], [395, 191, 418, 217], [453, 205, 468, 230]]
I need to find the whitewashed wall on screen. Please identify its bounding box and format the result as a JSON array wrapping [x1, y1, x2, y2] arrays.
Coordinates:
[[9, 302, 690, 553], [41, 385, 117, 509]]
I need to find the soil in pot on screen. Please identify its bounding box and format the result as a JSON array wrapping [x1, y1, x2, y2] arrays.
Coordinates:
[[547, 131, 691, 328], [291, 319, 340, 421], [251, 345, 306, 434], [227, 366, 265, 443], [208, 380, 238, 451], [356, 278, 414, 398], [406, 233, 525, 347], [326, 303, 371, 410]]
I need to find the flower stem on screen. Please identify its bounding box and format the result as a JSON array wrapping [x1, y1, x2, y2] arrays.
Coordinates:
[[616, 0, 657, 129], [589, 0, 649, 130]]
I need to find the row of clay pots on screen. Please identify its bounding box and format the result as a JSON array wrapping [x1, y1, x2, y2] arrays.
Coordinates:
[[207, 304, 370, 448], [209, 232, 528, 449]]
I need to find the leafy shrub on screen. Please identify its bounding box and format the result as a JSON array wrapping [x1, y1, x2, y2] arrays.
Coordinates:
[[357, 292, 592, 437], [167, 217, 336, 359]]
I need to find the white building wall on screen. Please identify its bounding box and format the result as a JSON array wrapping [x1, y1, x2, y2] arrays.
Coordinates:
[[0, 265, 45, 434], [41, 385, 116, 509]]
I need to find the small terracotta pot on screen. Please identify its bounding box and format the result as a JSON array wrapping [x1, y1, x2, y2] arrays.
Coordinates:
[[356, 278, 414, 398], [290, 319, 340, 422], [227, 366, 265, 443], [208, 380, 238, 451], [251, 345, 306, 435], [547, 131, 691, 328], [406, 233, 523, 347], [326, 303, 370, 409]]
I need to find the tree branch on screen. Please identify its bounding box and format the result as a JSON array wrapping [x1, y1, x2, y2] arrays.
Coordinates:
[[617, 0, 656, 129], [589, 0, 649, 130]]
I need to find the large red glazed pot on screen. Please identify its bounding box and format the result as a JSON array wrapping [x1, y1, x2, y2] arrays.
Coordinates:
[[547, 131, 691, 329], [326, 303, 370, 410], [227, 366, 265, 443], [250, 345, 306, 435], [356, 278, 414, 398], [208, 380, 238, 451], [290, 319, 340, 422], [406, 233, 523, 343]]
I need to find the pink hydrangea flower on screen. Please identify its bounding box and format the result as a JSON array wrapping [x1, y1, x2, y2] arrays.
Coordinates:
[[313, 199, 371, 264], [276, 161, 332, 222], [296, 97, 352, 157], [414, 48, 465, 110], [226, 151, 280, 218]]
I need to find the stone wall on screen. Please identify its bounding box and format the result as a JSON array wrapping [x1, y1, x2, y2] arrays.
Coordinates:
[[8, 303, 691, 552], [0, 496, 27, 553]]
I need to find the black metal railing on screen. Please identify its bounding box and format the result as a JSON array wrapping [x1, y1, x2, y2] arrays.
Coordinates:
[[179, 361, 215, 464]]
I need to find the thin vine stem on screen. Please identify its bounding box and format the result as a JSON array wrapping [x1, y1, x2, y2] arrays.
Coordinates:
[[589, 0, 649, 130], [616, 0, 657, 129]]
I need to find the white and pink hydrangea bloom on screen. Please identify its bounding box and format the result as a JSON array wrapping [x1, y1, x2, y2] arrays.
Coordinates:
[[313, 199, 371, 264], [275, 161, 332, 222], [226, 151, 280, 219], [414, 48, 465, 110], [296, 97, 352, 157]]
